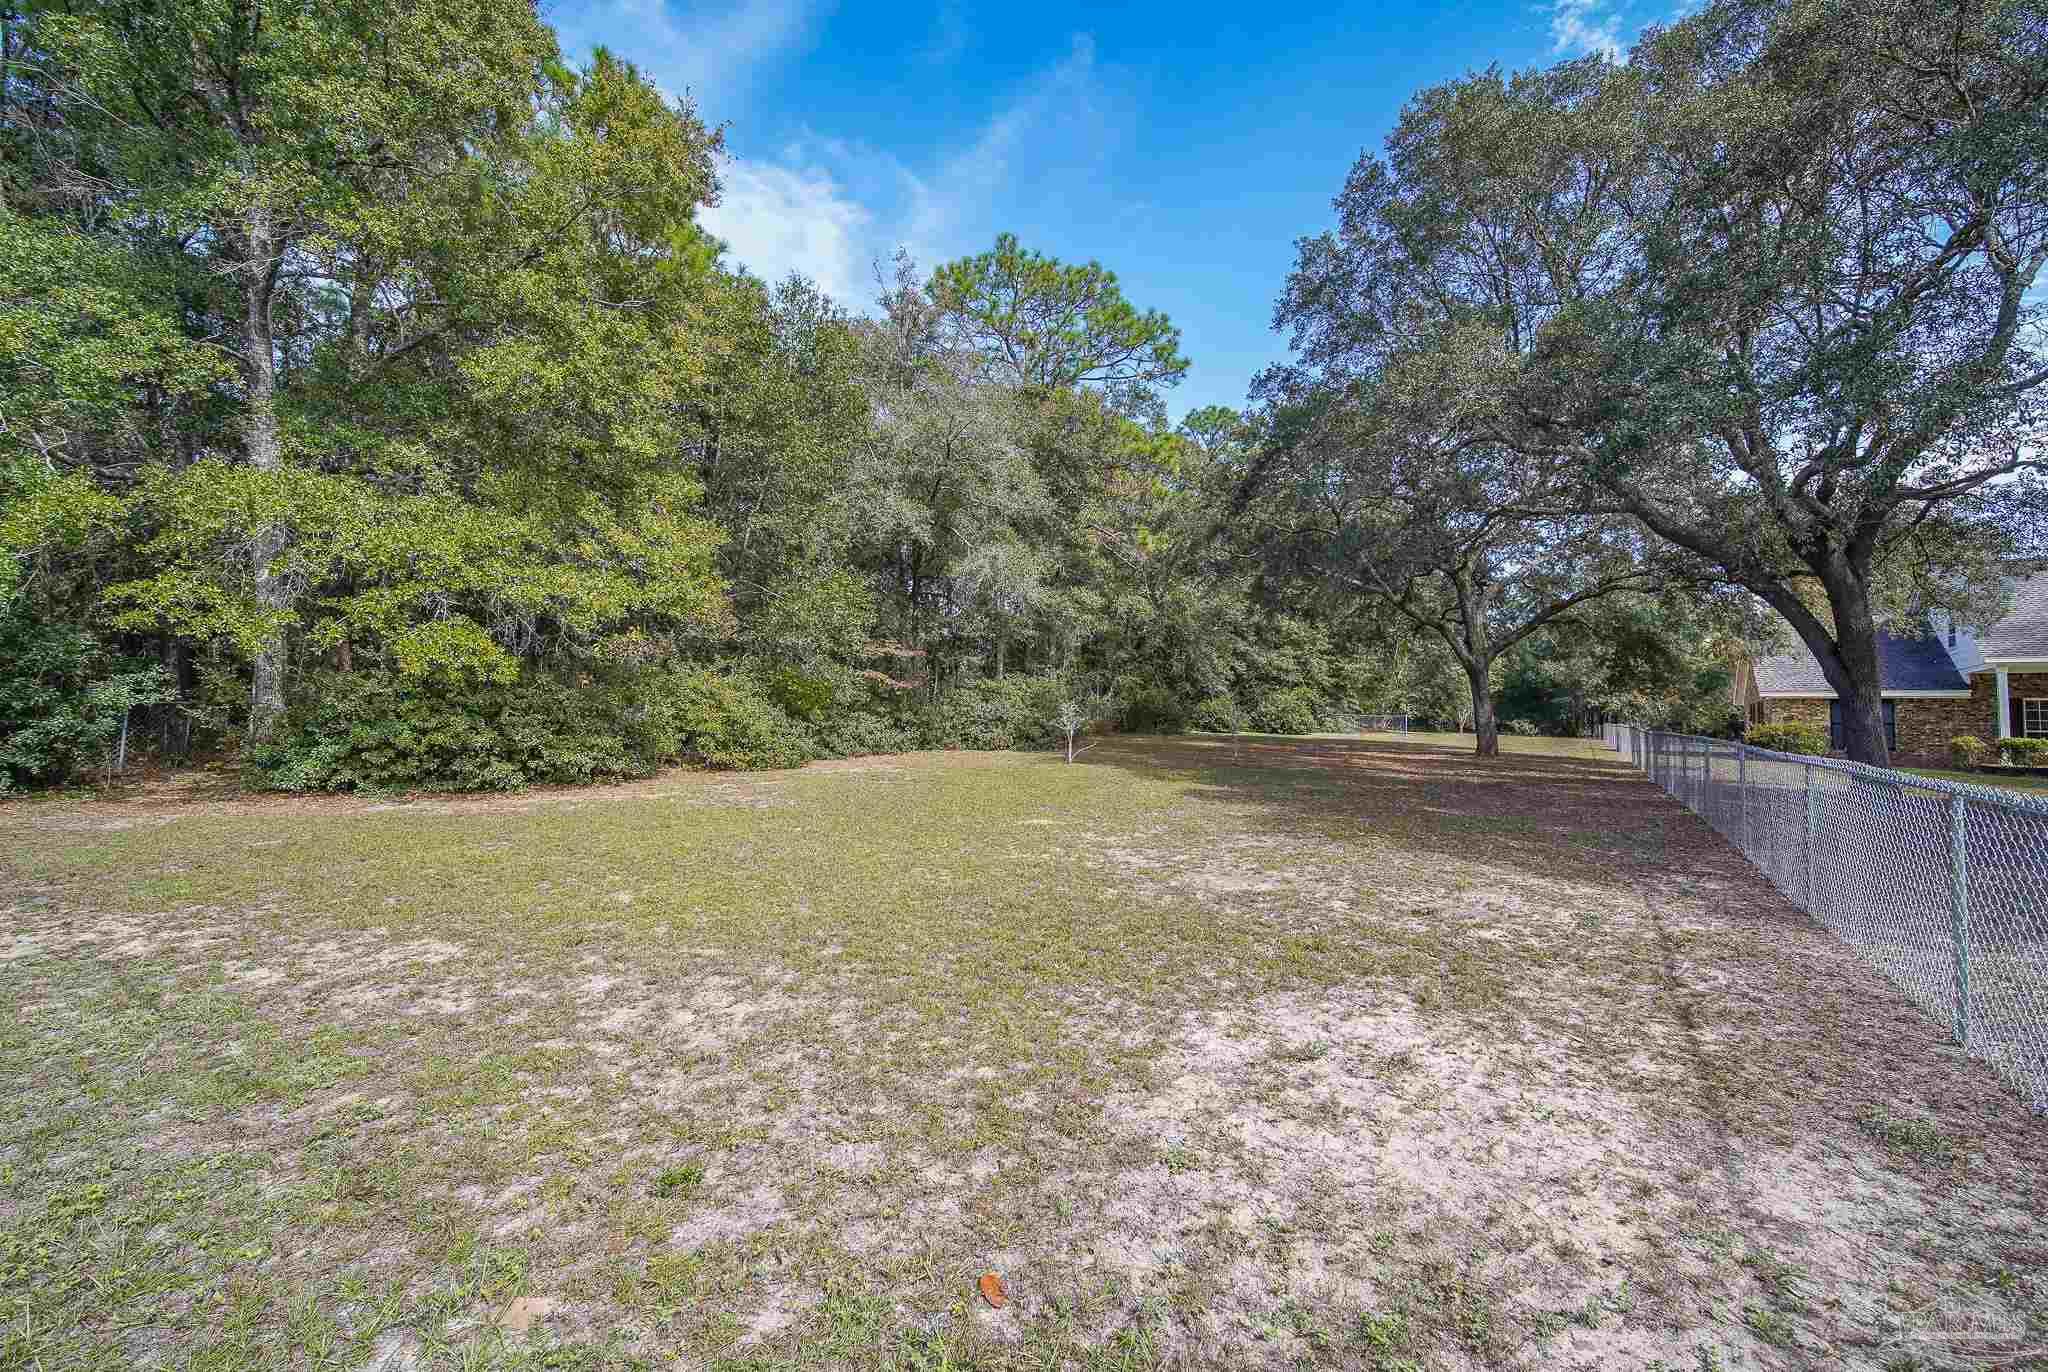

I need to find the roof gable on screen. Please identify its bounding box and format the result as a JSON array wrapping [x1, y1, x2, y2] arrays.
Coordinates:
[[1753, 622, 1969, 695], [1979, 570, 2048, 661]]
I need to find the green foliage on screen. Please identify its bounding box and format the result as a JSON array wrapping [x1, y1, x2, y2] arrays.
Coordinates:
[[1249, 687, 1323, 736], [927, 232, 1188, 408], [246, 662, 1086, 791], [653, 669, 815, 771], [1118, 684, 1189, 735], [652, 1164, 705, 1198], [1949, 735, 1990, 769], [247, 673, 658, 792], [1492, 595, 1749, 737], [0, 0, 1796, 795], [0, 604, 174, 790], [1502, 717, 1541, 736], [1188, 694, 1244, 733], [2000, 737, 2048, 767], [1747, 723, 1830, 757], [0, 209, 230, 470], [759, 664, 836, 722], [806, 672, 930, 758], [931, 674, 1069, 751], [1267, 0, 2048, 764]]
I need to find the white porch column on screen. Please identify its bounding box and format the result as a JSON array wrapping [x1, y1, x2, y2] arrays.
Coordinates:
[[1995, 666, 2011, 739]]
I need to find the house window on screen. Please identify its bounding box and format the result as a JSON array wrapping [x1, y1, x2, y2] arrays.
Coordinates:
[[2026, 698, 2048, 739], [1829, 700, 1897, 751]]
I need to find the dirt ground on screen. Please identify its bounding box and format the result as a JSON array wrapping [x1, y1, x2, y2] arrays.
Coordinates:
[[3, 734, 2044, 1371]]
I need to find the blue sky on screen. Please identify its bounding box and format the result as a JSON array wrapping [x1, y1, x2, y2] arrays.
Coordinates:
[[547, 0, 1647, 419]]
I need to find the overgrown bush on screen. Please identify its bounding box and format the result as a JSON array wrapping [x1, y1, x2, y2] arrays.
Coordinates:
[[2001, 737, 2048, 767], [0, 606, 176, 791], [252, 664, 830, 790], [249, 672, 657, 792], [1118, 684, 1188, 735], [653, 668, 817, 771], [1248, 686, 1322, 735], [1949, 735, 1989, 769], [1502, 717, 1540, 736], [932, 673, 1069, 750], [238, 660, 1360, 792], [758, 663, 835, 722], [1746, 722, 1829, 756], [810, 705, 922, 758], [1188, 694, 1243, 733]]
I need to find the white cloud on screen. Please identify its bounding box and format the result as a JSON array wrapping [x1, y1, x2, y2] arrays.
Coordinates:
[[548, 0, 815, 115], [1549, 0, 1626, 59], [699, 157, 873, 304], [699, 32, 1123, 311], [903, 34, 1111, 257]]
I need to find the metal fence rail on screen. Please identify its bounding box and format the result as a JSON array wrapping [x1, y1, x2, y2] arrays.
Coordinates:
[[1356, 713, 1410, 736], [1601, 724, 2048, 1112]]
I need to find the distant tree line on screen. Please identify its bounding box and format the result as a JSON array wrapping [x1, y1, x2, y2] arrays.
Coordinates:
[[9, 0, 2022, 786]]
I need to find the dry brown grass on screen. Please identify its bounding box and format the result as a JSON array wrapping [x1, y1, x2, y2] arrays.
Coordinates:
[[3, 734, 2044, 1371]]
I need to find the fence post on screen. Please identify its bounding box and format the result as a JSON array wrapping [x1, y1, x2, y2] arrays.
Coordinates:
[[1803, 761, 1817, 914], [1738, 743, 1749, 854], [1948, 792, 1971, 1049]]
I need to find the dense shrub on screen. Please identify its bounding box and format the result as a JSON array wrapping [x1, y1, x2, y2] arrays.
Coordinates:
[[251, 665, 830, 791], [2001, 737, 2048, 767], [653, 668, 816, 770], [248, 672, 656, 792], [1118, 684, 1188, 735], [241, 663, 1267, 792], [1502, 717, 1540, 736], [1187, 694, 1243, 733], [811, 706, 922, 758], [0, 606, 175, 791], [1745, 722, 1829, 756], [932, 673, 1069, 750], [1248, 686, 1322, 735], [758, 663, 835, 721], [1949, 735, 1989, 769]]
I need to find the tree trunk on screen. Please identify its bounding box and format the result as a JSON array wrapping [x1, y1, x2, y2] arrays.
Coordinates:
[[1811, 567, 1891, 767], [241, 202, 291, 744], [344, 255, 379, 377], [1466, 658, 1500, 758], [1824, 585, 1890, 766], [994, 629, 1006, 678]]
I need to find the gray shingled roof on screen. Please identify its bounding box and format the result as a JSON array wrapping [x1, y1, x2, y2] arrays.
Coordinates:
[[1979, 570, 2048, 661], [1754, 623, 1969, 695]]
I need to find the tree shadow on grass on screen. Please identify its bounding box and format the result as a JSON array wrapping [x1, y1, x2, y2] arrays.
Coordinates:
[[1055, 733, 2048, 1120], [1043, 730, 1755, 901], [1053, 735, 2048, 1156]]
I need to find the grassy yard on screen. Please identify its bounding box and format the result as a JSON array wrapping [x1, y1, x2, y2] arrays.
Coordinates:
[[5, 735, 2045, 1371], [1904, 766, 2048, 797]]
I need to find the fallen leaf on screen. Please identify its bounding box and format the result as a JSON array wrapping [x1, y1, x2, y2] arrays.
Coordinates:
[[497, 1295, 557, 1333], [978, 1271, 1008, 1309]]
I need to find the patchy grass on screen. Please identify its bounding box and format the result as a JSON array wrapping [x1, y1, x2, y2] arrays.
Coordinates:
[[4, 736, 2047, 1371], [1856, 1108, 1961, 1166]]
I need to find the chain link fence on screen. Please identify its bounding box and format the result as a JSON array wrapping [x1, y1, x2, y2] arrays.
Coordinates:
[[1601, 724, 2048, 1112]]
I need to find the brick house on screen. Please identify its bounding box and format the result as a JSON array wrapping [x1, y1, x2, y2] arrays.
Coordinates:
[[1735, 569, 2048, 764]]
